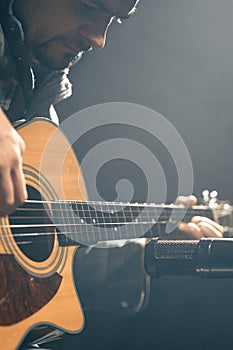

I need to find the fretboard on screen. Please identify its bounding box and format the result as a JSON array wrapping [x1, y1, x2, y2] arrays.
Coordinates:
[[49, 200, 214, 246]]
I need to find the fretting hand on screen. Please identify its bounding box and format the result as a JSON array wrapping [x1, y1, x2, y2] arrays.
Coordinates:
[[175, 195, 223, 239]]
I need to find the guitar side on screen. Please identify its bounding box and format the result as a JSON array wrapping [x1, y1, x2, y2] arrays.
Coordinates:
[[0, 119, 87, 350]]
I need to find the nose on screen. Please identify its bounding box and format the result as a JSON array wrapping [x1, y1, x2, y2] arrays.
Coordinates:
[[79, 23, 108, 50]]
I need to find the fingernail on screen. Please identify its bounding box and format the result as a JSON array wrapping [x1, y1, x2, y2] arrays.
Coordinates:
[[179, 222, 186, 231], [192, 216, 201, 222]]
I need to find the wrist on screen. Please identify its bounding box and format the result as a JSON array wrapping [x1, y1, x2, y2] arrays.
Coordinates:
[[0, 107, 14, 132]]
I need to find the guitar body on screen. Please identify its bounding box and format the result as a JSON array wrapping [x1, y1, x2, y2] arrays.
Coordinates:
[[0, 119, 229, 350], [0, 119, 87, 350]]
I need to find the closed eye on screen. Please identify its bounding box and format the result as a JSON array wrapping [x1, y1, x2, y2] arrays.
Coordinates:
[[80, 0, 100, 10], [115, 7, 138, 24]]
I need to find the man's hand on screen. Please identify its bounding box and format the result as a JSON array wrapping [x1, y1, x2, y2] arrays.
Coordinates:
[[176, 195, 223, 239], [0, 108, 27, 216]]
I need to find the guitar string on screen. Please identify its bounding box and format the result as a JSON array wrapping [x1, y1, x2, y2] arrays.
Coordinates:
[[11, 207, 211, 216], [0, 223, 174, 245], [0, 202, 218, 242], [2, 205, 214, 228], [0, 221, 178, 229], [22, 199, 211, 205], [8, 199, 213, 218], [1, 213, 215, 244], [0, 219, 219, 243], [3, 211, 211, 225], [0, 218, 214, 244], [12, 199, 214, 212], [7, 209, 209, 218], [0, 218, 187, 240]]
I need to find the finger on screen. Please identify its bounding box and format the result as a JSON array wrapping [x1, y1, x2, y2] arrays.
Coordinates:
[[178, 222, 203, 239], [192, 216, 223, 232], [0, 170, 14, 216], [175, 195, 197, 207], [11, 165, 27, 206], [194, 221, 223, 238], [13, 129, 25, 154]]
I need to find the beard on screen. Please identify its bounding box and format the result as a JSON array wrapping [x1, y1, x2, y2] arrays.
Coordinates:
[[27, 39, 85, 71]]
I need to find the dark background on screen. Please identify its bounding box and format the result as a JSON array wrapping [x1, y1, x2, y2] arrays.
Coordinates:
[[54, 1, 233, 349], [58, 0, 233, 203]]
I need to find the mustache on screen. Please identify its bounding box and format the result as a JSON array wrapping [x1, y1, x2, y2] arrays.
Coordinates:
[[28, 35, 91, 53]]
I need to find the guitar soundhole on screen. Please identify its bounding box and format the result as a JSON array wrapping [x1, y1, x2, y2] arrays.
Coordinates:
[[9, 185, 55, 262]]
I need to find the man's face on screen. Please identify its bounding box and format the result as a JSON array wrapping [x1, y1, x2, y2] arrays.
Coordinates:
[[16, 0, 139, 70]]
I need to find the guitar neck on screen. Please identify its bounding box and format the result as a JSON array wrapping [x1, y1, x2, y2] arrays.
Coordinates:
[[50, 200, 216, 246]]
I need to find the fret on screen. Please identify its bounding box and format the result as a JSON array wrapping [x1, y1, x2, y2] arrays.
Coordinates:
[[95, 202, 112, 241], [70, 202, 93, 245], [129, 204, 139, 239], [113, 202, 122, 240], [81, 202, 97, 245], [86, 202, 96, 244], [138, 204, 155, 238], [64, 201, 71, 235], [164, 206, 170, 234], [144, 204, 152, 237], [94, 201, 104, 242], [110, 204, 122, 239], [104, 203, 115, 240], [105, 202, 116, 241], [115, 203, 131, 240], [134, 204, 141, 238], [93, 201, 109, 242], [52, 201, 67, 246], [70, 202, 80, 243], [69, 201, 78, 243], [120, 203, 129, 240], [157, 205, 163, 237], [96, 202, 108, 241]]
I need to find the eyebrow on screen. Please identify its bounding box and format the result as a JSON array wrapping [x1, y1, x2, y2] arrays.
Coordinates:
[[118, 7, 137, 20], [92, 0, 138, 20]]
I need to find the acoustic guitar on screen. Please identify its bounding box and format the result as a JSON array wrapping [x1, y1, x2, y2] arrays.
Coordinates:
[[0, 118, 231, 349]]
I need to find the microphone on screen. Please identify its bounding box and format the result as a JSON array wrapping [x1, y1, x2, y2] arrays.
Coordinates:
[[145, 238, 233, 278]]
